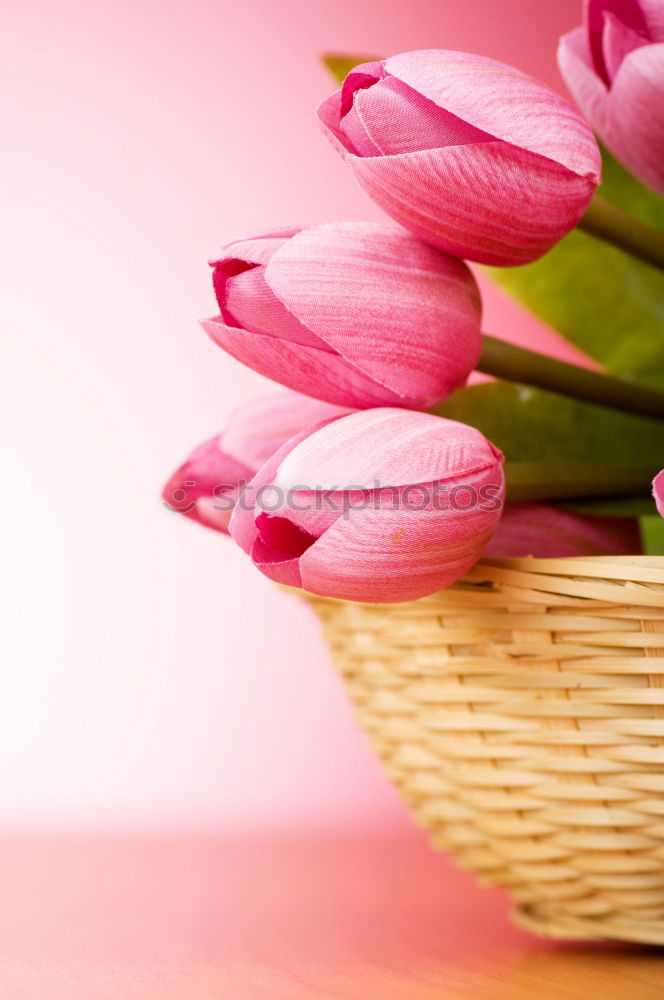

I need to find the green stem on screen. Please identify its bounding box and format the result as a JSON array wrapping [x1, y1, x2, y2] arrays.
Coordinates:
[[476, 334, 664, 421], [505, 463, 656, 504], [577, 193, 664, 272]]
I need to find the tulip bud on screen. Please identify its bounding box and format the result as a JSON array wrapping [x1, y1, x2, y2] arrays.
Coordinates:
[[318, 51, 601, 266], [229, 408, 505, 603], [559, 1, 664, 197], [654, 471, 664, 517], [162, 392, 349, 532], [483, 502, 641, 557], [202, 222, 482, 410]]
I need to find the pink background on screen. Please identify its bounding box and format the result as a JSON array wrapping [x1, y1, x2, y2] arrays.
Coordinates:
[[3, 0, 586, 831]]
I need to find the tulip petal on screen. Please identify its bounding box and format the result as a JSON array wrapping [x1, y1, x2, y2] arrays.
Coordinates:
[[212, 238, 287, 328], [344, 142, 596, 266], [195, 494, 236, 533], [162, 436, 253, 534], [384, 50, 601, 181], [585, 0, 648, 81], [221, 393, 350, 470], [558, 27, 610, 135], [317, 91, 350, 155], [640, 0, 664, 40], [298, 465, 504, 603], [605, 42, 664, 195], [602, 10, 649, 81], [340, 61, 387, 115], [250, 538, 303, 587], [483, 502, 641, 557], [273, 409, 502, 492], [211, 236, 291, 270], [209, 229, 304, 269], [164, 395, 350, 539], [228, 416, 341, 556], [653, 470, 664, 517], [265, 223, 481, 403], [560, 22, 664, 197], [224, 265, 332, 351], [259, 493, 345, 538], [202, 316, 404, 408], [351, 75, 494, 155], [338, 103, 384, 157]]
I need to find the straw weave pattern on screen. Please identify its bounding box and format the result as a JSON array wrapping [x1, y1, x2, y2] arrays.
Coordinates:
[[304, 556, 664, 945]]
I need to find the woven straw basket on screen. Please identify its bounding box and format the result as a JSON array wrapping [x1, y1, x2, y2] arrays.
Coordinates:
[[303, 555, 664, 946]]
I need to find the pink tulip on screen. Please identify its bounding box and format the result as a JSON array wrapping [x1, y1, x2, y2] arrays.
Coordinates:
[[162, 392, 349, 533], [653, 470, 664, 517], [559, 1, 664, 197], [229, 408, 505, 603], [483, 502, 641, 558], [317, 51, 601, 266], [202, 222, 482, 410]]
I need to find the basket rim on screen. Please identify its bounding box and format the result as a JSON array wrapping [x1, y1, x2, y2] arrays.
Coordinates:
[[482, 554, 664, 572], [290, 555, 664, 609], [471, 555, 664, 584]]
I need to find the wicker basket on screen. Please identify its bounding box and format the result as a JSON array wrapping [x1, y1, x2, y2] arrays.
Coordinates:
[[304, 555, 664, 946]]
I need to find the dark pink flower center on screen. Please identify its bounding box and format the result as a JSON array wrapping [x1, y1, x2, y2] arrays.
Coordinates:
[[252, 512, 318, 564]]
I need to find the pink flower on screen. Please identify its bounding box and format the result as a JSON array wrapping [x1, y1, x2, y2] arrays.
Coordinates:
[[559, 1, 664, 197], [229, 408, 505, 603], [317, 51, 601, 266], [202, 222, 482, 410], [162, 392, 349, 533], [483, 502, 641, 557], [653, 470, 664, 517]]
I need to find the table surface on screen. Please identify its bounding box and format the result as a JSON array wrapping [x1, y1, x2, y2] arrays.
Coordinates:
[[1, 829, 662, 999]]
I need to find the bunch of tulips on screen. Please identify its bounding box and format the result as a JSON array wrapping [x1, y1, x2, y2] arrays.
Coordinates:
[[164, 0, 664, 604]]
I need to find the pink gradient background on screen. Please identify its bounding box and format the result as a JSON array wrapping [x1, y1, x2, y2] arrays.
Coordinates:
[[2, 0, 588, 832]]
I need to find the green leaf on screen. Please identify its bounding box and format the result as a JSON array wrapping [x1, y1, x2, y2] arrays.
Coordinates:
[[486, 149, 664, 389], [436, 382, 664, 468], [640, 516, 664, 555], [321, 54, 375, 85]]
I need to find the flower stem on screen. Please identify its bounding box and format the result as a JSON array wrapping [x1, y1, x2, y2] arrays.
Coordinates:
[[477, 334, 664, 421], [577, 193, 664, 272], [505, 463, 656, 504]]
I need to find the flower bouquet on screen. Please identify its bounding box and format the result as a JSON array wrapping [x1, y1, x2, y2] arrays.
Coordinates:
[[164, 1, 664, 944]]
